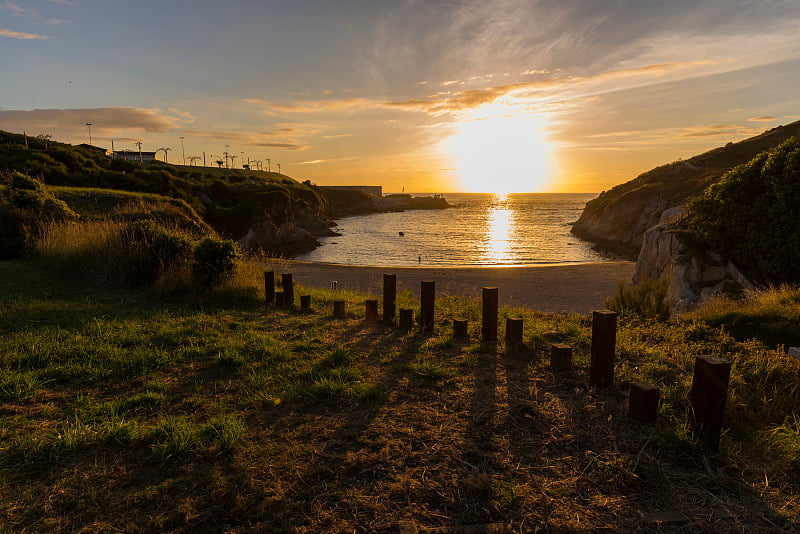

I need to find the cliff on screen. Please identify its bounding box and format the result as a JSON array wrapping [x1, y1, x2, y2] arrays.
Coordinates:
[[633, 207, 753, 314], [571, 120, 800, 255]]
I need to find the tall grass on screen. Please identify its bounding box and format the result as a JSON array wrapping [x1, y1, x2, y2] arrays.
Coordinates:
[[36, 219, 129, 281]]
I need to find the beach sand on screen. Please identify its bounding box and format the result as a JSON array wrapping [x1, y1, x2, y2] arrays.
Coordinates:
[[263, 260, 636, 315]]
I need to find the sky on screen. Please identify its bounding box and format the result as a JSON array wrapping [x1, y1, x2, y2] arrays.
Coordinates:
[[1, 0, 799, 193]]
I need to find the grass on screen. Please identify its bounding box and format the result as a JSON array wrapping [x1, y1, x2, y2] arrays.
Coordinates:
[[1, 258, 799, 532]]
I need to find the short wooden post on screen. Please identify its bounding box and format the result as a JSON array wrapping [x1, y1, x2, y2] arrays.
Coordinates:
[[691, 355, 731, 451], [453, 318, 468, 340], [629, 382, 660, 422], [274, 291, 285, 307], [590, 310, 617, 388], [383, 274, 396, 321], [281, 273, 294, 307], [365, 299, 378, 320], [333, 300, 346, 319], [550, 343, 572, 372], [482, 287, 498, 343], [505, 317, 524, 348], [398, 308, 413, 333], [300, 294, 311, 311], [420, 280, 435, 332], [264, 271, 275, 305]]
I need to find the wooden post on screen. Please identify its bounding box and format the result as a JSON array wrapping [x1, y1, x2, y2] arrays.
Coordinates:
[[398, 308, 413, 333], [365, 299, 378, 320], [453, 318, 468, 340], [691, 355, 731, 451], [482, 287, 498, 343], [281, 273, 294, 307], [505, 317, 523, 348], [550, 343, 572, 373], [629, 382, 660, 422], [275, 291, 284, 307], [590, 310, 617, 388], [420, 280, 435, 332], [300, 295, 311, 311], [333, 300, 346, 319], [264, 271, 275, 305], [383, 274, 396, 322]]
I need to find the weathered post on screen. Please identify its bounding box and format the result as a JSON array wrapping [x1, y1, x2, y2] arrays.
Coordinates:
[[300, 295, 311, 311], [383, 274, 396, 322], [281, 273, 294, 307], [453, 318, 469, 340], [365, 299, 378, 320], [550, 343, 572, 373], [275, 291, 285, 307], [505, 317, 524, 348], [398, 308, 413, 333], [333, 300, 346, 319], [691, 355, 731, 451], [482, 287, 498, 343], [589, 310, 617, 388], [629, 382, 660, 422], [264, 271, 275, 305], [420, 280, 435, 332]]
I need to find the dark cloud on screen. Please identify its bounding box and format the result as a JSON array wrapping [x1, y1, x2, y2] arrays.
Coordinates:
[[0, 107, 178, 132]]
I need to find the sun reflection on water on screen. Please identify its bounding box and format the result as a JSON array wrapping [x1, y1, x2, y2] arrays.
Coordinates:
[[484, 194, 515, 263]]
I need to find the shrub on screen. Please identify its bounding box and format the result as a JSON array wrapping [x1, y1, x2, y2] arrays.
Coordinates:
[[688, 137, 800, 284], [192, 237, 240, 286], [606, 277, 671, 321], [120, 220, 195, 285]]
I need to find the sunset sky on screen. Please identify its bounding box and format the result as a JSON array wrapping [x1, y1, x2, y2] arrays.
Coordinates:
[[2, 0, 799, 193]]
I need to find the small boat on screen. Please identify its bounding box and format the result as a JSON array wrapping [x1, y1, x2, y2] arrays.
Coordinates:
[[398, 231, 404, 236]]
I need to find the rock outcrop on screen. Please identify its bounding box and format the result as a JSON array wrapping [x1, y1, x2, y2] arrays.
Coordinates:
[[572, 120, 800, 256], [633, 207, 753, 313]]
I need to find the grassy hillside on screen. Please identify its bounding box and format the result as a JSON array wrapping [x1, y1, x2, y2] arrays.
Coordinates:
[[0, 254, 798, 531], [572, 120, 800, 254]]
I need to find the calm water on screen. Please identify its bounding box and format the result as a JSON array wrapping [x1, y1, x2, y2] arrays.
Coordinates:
[[295, 193, 608, 266]]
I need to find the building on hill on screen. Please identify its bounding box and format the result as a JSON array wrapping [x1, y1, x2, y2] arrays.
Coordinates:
[[112, 150, 157, 163], [321, 185, 383, 197]]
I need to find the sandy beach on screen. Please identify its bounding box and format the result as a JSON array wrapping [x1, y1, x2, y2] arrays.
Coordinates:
[[262, 260, 636, 315]]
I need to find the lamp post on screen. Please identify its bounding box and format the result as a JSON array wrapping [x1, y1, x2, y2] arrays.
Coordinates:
[[266, 158, 271, 172], [180, 136, 185, 166], [85, 123, 92, 145], [135, 141, 143, 164], [277, 163, 281, 174]]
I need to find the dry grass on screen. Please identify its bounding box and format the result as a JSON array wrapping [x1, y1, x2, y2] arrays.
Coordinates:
[[0, 258, 799, 532]]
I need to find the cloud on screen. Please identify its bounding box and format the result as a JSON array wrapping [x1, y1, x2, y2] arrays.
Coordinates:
[[2, 2, 36, 16], [243, 97, 371, 114], [322, 134, 353, 139], [0, 28, 48, 39], [182, 129, 309, 150], [748, 116, 777, 122], [298, 156, 359, 165], [0, 107, 178, 132]]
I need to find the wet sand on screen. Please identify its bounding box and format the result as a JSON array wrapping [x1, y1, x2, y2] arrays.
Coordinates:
[[262, 260, 636, 315]]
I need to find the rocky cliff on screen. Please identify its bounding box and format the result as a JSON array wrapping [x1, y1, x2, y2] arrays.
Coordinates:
[[633, 207, 753, 313], [571, 120, 800, 255]]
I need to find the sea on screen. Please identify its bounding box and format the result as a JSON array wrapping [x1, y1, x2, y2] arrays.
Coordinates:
[[295, 193, 612, 267]]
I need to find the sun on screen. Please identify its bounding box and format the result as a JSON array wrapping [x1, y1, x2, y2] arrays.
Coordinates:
[[445, 105, 554, 193]]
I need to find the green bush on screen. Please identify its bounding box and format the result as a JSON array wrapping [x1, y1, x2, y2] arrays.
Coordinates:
[[0, 172, 78, 259], [606, 277, 671, 321], [688, 137, 800, 284], [120, 221, 195, 284], [192, 237, 240, 286]]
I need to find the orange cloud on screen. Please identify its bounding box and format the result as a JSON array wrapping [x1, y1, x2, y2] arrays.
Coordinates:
[[0, 28, 48, 39]]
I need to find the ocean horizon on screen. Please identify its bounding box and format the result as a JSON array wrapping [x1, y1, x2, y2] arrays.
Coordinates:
[[295, 192, 617, 267]]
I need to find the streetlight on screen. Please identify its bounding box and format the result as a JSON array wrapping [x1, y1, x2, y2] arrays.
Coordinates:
[[241, 151, 245, 169], [224, 145, 230, 168], [135, 141, 143, 164], [85, 123, 92, 145], [277, 163, 281, 174], [266, 158, 271, 172], [180, 136, 185, 166]]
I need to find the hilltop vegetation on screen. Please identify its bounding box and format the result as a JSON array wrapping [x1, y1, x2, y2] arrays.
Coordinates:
[[688, 137, 800, 285], [0, 130, 370, 256], [572, 120, 800, 255]]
